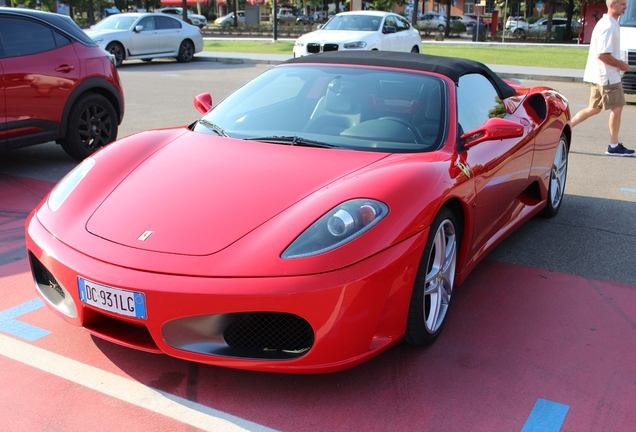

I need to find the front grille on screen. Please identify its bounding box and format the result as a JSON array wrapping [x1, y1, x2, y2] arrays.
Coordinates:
[[621, 51, 636, 94], [323, 43, 339, 52], [307, 42, 321, 54], [30, 254, 64, 299], [224, 312, 314, 354], [622, 75, 636, 93]]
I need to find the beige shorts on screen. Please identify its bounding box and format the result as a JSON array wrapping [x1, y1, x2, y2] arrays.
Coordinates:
[[590, 82, 626, 110]]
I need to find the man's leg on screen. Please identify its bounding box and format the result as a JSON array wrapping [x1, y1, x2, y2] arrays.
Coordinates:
[[608, 105, 623, 144], [571, 106, 601, 127]]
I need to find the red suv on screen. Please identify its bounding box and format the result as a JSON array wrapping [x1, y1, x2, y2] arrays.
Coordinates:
[[0, 7, 124, 160]]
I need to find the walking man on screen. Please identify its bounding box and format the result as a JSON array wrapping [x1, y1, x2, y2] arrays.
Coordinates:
[[571, 0, 634, 156]]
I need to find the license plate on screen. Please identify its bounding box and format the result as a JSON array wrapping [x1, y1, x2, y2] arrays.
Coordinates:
[[78, 277, 147, 319]]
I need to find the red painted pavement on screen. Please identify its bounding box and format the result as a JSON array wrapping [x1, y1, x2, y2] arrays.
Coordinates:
[[2, 174, 635, 431]]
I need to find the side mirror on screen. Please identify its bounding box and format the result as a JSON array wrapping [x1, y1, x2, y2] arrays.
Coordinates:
[[317, 24, 324, 30], [134, 25, 144, 32], [460, 117, 524, 149], [194, 92, 213, 114], [383, 26, 397, 34]]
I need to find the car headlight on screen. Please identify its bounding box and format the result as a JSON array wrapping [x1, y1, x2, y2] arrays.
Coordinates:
[[47, 157, 95, 212], [282, 199, 389, 259], [343, 41, 367, 49], [294, 40, 305, 47]]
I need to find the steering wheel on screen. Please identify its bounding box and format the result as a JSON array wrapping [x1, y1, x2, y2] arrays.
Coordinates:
[[378, 117, 426, 144]]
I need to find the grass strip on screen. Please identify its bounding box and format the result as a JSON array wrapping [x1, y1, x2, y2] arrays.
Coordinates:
[[202, 40, 587, 69]]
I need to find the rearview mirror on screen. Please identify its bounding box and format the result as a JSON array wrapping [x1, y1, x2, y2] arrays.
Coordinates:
[[194, 93, 213, 114], [383, 26, 397, 34], [460, 117, 524, 149], [134, 25, 144, 32]]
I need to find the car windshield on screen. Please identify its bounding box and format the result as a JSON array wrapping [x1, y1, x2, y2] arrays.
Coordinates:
[[92, 15, 137, 30], [321, 15, 382, 31], [194, 64, 447, 153]]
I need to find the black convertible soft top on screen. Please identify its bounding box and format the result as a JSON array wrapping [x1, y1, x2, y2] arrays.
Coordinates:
[[285, 51, 517, 99]]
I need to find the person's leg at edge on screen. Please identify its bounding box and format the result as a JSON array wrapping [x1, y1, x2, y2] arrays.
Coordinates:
[[571, 106, 602, 127], [608, 105, 622, 145]]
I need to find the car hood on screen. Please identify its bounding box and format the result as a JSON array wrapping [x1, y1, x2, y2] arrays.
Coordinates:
[[84, 28, 128, 39], [85, 132, 388, 256], [298, 30, 375, 43]]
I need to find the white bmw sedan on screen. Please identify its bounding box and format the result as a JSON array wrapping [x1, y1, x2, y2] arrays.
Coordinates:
[[293, 11, 422, 57], [85, 13, 204, 67]]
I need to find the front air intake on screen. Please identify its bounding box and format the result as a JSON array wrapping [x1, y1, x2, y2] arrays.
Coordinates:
[[224, 312, 314, 354]]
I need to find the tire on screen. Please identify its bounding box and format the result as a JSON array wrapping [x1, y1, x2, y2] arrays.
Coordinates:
[[437, 24, 445, 32], [177, 39, 195, 63], [410, 45, 420, 53], [105, 42, 124, 67], [403, 207, 458, 345], [61, 94, 118, 161], [539, 133, 569, 217], [513, 28, 525, 38]]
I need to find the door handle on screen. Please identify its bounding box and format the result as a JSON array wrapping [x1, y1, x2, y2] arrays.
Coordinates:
[[55, 65, 75, 73]]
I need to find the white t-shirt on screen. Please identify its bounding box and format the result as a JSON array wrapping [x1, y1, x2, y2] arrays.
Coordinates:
[[583, 14, 622, 85]]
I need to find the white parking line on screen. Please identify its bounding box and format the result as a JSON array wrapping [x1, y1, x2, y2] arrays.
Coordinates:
[[0, 333, 277, 432]]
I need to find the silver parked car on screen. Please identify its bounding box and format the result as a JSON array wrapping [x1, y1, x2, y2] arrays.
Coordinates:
[[85, 13, 204, 67], [158, 7, 207, 28]]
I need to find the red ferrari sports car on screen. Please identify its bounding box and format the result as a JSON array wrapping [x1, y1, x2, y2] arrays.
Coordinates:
[[26, 51, 570, 373]]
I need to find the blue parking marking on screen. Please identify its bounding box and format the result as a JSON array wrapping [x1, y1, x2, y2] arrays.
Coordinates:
[[521, 398, 569, 432], [620, 188, 636, 193], [0, 298, 51, 341]]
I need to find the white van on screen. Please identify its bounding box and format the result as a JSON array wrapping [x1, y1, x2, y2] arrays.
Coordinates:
[[620, 4, 636, 94]]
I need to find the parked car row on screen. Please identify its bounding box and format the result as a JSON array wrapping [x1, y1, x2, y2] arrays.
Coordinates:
[[416, 13, 480, 32], [505, 15, 579, 37], [158, 7, 207, 28]]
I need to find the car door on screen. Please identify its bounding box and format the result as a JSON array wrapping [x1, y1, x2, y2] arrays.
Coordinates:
[[155, 16, 182, 54], [394, 15, 413, 51], [128, 16, 162, 56], [381, 15, 399, 50], [0, 59, 5, 149], [0, 15, 80, 150], [457, 73, 534, 256]]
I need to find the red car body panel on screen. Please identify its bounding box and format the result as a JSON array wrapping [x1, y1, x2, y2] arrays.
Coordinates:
[[25, 55, 571, 373], [0, 7, 124, 156]]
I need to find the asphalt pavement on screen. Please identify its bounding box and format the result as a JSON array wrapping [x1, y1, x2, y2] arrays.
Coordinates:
[[197, 38, 586, 83]]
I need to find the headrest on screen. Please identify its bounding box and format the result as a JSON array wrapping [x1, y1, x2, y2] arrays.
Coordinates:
[[325, 80, 358, 113]]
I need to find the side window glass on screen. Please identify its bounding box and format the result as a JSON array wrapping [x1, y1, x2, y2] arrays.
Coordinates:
[[156, 16, 177, 29], [396, 16, 410, 31], [457, 73, 505, 133], [53, 31, 71, 48], [138, 17, 155, 31], [0, 17, 56, 58], [384, 17, 396, 30]]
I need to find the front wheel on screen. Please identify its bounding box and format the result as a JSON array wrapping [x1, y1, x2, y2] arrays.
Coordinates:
[[177, 40, 195, 63], [539, 133, 569, 217], [403, 207, 458, 345], [513, 28, 526, 38], [105, 42, 124, 67], [410, 45, 420, 53], [61, 94, 118, 160], [437, 24, 445, 32]]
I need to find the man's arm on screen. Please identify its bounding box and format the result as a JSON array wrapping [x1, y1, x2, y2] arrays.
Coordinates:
[[598, 53, 631, 72]]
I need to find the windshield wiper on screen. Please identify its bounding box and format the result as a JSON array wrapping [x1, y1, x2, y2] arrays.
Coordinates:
[[198, 119, 229, 137], [244, 135, 339, 148]]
